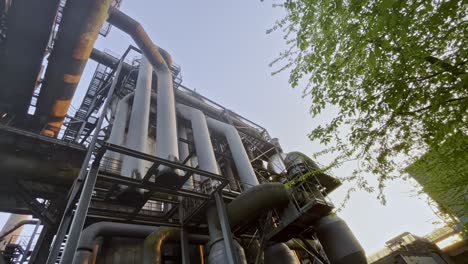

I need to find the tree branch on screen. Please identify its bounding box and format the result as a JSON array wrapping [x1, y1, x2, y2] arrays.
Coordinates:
[[425, 56, 466, 76]]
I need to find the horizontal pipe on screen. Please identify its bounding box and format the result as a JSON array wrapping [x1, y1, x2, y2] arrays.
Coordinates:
[[76, 223, 208, 264]]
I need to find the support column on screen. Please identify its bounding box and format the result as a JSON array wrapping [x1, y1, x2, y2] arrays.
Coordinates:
[[31, 224, 57, 264], [57, 59, 125, 264]]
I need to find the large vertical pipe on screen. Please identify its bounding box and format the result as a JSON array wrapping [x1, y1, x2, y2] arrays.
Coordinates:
[[176, 104, 243, 263], [121, 56, 152, 179], [206, 118, 259, 188], [103, 93, 133, 170], [107, 8, 179, 168], [35, 0, 114, 137]]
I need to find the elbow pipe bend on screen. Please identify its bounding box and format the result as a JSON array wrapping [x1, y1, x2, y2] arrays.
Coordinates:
[[143, 227, 209, 264], [226, 183, 290, 230], [143, 227, 179, 264], [206, 117, 259, 188], [74, 222, 157, 264], [107, 7, 172, 70]]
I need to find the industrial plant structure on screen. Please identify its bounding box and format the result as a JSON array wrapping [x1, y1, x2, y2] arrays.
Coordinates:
[[0, 1, 367, 263]]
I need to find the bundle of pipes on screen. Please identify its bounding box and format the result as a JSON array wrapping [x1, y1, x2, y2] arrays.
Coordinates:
[[36, 1, 366, 262]]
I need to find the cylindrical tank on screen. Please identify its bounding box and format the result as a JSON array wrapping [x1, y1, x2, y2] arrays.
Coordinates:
[[315, 215, 367, 264], [208, 239, 247, 264], [264, 243, 299, 264]]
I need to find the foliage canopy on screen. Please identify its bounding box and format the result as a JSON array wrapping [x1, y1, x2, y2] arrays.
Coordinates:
[[406, 135, 468, 231], [270, 0, 468, 201]]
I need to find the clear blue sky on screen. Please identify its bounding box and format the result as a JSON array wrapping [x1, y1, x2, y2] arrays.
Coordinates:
[[1, 0, 442, 255]]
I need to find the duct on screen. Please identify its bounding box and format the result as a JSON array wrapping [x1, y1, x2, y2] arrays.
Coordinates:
[[107, 7, 180, 183], [121, 56, 152, 180], [206, 117, 259, 188], [315, 215, 367, 264], [35, 0, 114, 137], [264, 243, 299, 264], [0, 219, 38, 242], [143, 227, 209, 264]]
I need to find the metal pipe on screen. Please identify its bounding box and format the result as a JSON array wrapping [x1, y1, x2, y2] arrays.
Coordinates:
[[90, 48, 269, 149], [177, 104, 219, 176], [226, 183, 290, 229], [75, 223, 209, 264], [74, 222, 158, 264], [103, 92, 133, 169], [121, 56, 152, 180], [107, 7, 179, 179], [142, 227, 210, 264], [35, 0, 114, 137], [175, 104, 239, 263], [206, 117, 259, 188], [143, 227, 178, 264]]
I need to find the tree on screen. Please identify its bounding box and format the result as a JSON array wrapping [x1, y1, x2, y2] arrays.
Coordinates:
[[405, 134, 468, 232], [270, 0, 468, 201]]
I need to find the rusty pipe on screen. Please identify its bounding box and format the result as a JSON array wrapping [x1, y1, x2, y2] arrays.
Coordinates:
[[35, 0, 114, 137]]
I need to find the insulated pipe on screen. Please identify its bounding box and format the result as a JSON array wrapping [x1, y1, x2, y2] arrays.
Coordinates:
[[177, 104, 219, 176], [35, 0, 114, 137], [121, 56, 152, 180], [143, 227, 209, 264], [206, 117, 259, 188], [226, 183, 290, 229], [107, 8, 179, 167], [175, 104, 242, 263], [74, 222, 157, 264], [75, 223, 209, 264], [90, 48, 268, 147], [143, 227, 178, 264], [103, 92, 133, 169]]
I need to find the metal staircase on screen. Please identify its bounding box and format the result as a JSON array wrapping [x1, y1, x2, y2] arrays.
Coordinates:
[[62, 63, 113, 143]]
